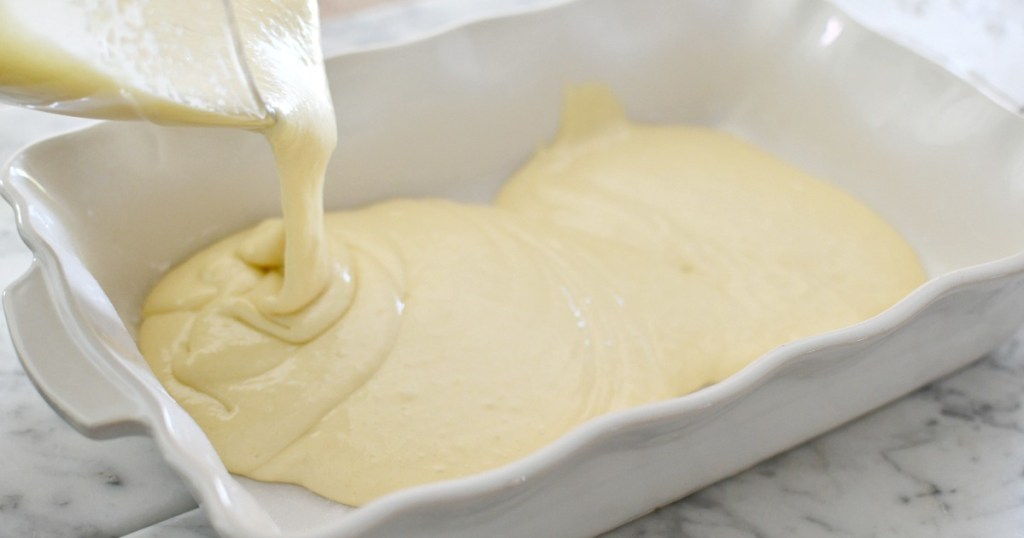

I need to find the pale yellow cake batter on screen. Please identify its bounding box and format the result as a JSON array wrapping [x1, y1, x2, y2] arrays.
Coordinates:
[[138, 87, 926, 506]]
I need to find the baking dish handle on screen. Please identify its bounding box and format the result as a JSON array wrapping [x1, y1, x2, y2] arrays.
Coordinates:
[[3, 262, 146, 439]]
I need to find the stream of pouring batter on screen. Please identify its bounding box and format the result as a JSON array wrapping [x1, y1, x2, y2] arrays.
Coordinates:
[[224, 0, 351, 340], [0, 0, 344, 330]]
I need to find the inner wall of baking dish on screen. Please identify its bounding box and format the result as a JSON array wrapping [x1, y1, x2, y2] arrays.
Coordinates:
[[13, 0, 1024, 365]]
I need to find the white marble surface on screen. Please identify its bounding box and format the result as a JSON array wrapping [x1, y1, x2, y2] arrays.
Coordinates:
[[0, 111, 200, 538], [1, 0, 1023, 537]]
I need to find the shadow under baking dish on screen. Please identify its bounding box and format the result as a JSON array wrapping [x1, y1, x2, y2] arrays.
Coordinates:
[[3, 0, 1024, 536]]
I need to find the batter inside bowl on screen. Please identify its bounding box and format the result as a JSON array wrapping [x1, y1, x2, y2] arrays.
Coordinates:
[[138, 86, 925, 506]]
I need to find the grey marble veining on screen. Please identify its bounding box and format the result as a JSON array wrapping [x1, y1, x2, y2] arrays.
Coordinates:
[[1, 0, 1023, 537], [0, 109, 198, 538], [123, 510, 216, 538], [604, 327, 1024, 537]]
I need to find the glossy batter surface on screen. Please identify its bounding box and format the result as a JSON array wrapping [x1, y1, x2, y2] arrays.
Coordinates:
[[139, 87, 926, 506]]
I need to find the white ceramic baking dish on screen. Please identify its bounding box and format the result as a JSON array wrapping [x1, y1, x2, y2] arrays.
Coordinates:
[[4, 0, 1024, 536]]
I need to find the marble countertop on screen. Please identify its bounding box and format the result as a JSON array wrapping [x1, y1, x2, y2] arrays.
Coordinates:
[[1, 1, 1023, 537]]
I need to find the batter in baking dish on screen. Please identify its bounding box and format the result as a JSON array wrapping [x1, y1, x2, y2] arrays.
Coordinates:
[[139, 86, 925, 506]]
